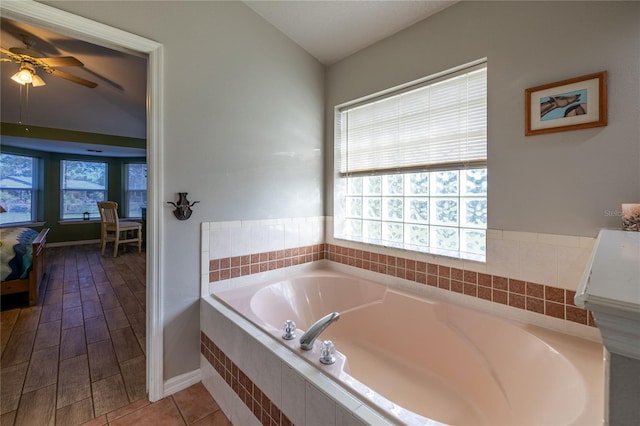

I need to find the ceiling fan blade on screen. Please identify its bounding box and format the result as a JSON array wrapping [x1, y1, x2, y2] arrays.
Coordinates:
[[50, 69, 98, 88], [0, 47, 20, 61], [9, 46, 43, 57], [40, 56, 84, 67]]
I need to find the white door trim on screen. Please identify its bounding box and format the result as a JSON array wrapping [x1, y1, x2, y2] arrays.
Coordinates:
[[1, 1, 165, 402]]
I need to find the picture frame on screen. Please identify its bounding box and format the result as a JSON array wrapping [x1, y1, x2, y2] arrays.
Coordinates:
[[525, 71, 607, 136]]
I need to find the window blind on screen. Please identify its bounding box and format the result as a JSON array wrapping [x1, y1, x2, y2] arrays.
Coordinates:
[[339, 64, 487, 176]]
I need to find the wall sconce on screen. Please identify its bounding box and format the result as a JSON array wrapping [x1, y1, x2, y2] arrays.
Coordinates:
[[167, 192, 199, 221], [83, 211, 90, 221]]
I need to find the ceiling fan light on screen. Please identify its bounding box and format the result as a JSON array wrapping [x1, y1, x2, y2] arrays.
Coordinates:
[[31, 73, 46, 87], [10, 69, 30, 85], [10, 63, 44, 86], [18, 67, 33, 83]]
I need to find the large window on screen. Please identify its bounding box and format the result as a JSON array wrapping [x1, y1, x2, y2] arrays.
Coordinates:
[[61, 160, 107, 220], [335, 62, 487, 261], [0, 153, 37, 225], [124, 163, 147, 218]]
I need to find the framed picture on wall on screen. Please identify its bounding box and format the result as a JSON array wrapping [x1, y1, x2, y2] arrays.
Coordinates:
[[525, 71, 607, 136]]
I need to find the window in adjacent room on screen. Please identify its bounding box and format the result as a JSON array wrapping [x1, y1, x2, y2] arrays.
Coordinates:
[[124, 163, 147, 218], [61, 159, 107, 220], [334, 60, 487, 261], [0, 153, 38, 225]]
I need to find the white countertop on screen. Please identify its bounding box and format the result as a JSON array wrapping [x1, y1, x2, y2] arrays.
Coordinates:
[[576, 229, 640, 314], [575, 229, 640, 359]]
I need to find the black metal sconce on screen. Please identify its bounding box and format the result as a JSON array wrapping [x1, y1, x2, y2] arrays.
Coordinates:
[[83, 211, 90, 221], [167, 192, 199, 220]]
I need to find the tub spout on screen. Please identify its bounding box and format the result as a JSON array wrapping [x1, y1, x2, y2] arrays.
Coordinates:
[[299, 312, 340, 350]]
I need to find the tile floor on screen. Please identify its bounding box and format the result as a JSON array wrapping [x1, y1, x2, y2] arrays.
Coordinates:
[[1, 244, 230, 426], [80, 382, 230, 426]]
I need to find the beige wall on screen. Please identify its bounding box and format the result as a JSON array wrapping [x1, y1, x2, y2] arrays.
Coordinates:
[[326, 1, 640, 237]]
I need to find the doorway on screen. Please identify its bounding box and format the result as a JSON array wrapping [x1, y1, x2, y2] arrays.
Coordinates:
[[0, 1, 164, 402]]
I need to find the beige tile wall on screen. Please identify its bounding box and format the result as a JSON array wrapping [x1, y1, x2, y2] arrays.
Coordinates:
[[202, 217, 597, 331]]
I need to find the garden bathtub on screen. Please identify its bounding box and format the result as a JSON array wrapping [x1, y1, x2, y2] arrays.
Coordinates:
[[212, 270, 603, 425]]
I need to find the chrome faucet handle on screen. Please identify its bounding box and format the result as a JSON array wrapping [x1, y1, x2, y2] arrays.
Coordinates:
[[319, 340, 336, 365], [282, 320, 297, 340]]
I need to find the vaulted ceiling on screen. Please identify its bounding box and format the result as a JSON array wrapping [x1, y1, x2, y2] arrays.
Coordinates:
[[0, 16, 148, 156], [0, 1, 456, 156], [244, 0, 456, 65]]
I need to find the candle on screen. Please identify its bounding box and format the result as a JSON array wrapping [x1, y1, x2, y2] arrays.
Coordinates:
[[621, 203, 640, 231]]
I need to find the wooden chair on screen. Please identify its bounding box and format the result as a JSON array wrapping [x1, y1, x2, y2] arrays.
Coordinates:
[[97, 201, 142, 257]]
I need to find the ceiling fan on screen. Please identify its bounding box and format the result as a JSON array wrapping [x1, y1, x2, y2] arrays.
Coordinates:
[[0, 35, 98, 88]]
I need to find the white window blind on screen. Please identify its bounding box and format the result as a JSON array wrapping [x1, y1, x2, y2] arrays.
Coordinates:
[[339, 64, 487, 176]]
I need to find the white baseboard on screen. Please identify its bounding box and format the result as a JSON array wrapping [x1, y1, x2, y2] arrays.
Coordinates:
[[163, 369, 201, 396]]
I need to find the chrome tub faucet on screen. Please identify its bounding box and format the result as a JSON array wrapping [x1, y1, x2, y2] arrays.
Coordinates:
[[299, 312, 340, 350]]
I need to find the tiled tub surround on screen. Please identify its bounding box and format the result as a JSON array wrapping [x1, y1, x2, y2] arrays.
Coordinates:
[[203, 219, 597, 332], [201, 283, 394, 426], [201, 332, 294, 426], [208, 244, 325, 283], [323, 244, 597, 328], [208, 269, 604, 425], [201, 219, 603, 425], [206, 243, 596, 331], [201, 217, 324, 297]]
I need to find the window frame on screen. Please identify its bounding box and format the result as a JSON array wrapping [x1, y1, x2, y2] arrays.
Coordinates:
[[60, 159, 108, 221], [333, 60, 488, 262], [0, 153, 38, 226], [124, 162, 147, 219]]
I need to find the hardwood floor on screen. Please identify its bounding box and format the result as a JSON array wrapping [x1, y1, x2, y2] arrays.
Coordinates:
[[0, 243, 231, 426]]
